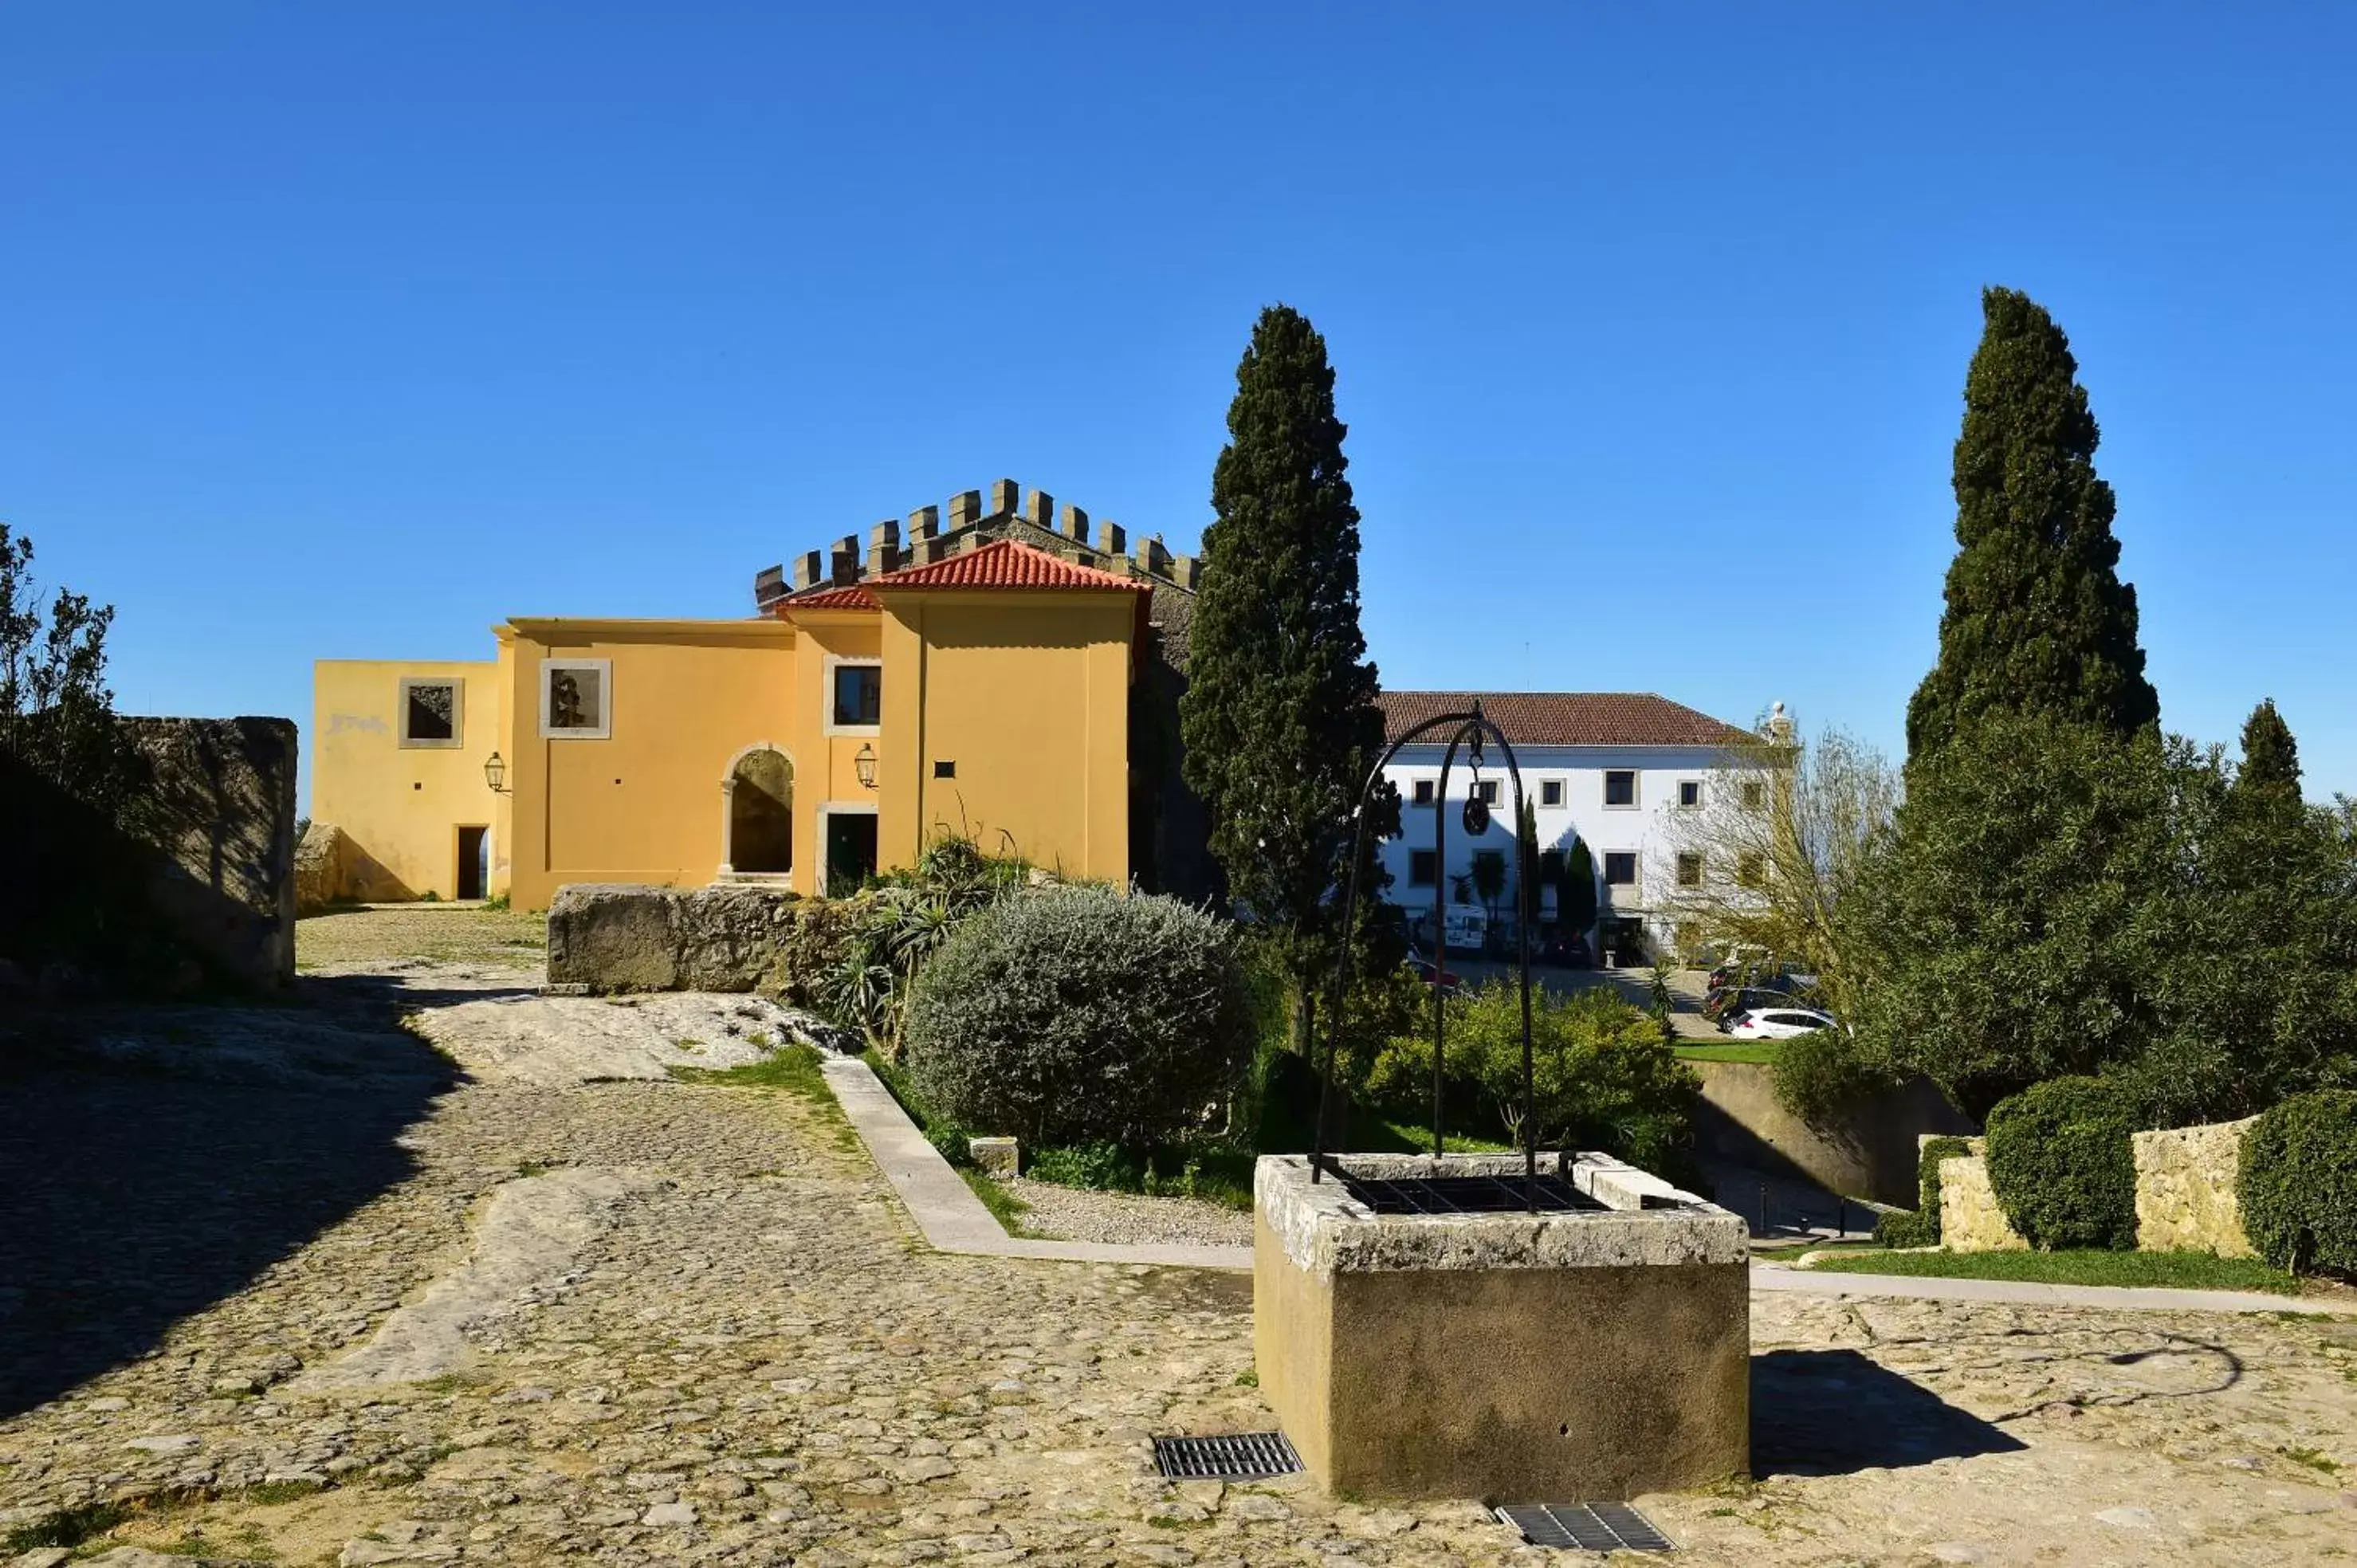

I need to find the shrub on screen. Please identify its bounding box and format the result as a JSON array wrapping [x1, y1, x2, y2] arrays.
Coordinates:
[[1916, 1134, 1974, 1242], [1875, 1209, 1933, 1248], [899, 886, 1252, 1146], [2238, 1090, 2357, 1276], [1984, 1075, 2142, 1250], [1773, 1027, 1895, 1123]]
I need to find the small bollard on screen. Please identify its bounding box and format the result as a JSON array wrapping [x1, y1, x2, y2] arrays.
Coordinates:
[[968, 1136, 1019, 1177]]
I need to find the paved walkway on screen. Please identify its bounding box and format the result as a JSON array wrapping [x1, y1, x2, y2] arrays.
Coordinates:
[[2, 927, 2353, 1565]]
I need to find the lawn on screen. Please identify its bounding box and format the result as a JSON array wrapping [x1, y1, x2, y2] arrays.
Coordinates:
[[1673, 1040, 1783, 1064], [1800, 1247, 2303, 1295]]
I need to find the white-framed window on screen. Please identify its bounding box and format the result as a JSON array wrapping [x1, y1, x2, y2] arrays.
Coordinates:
[[826, 656, 882, 735], [1676, 851, 1703, 887], [1741, 779, 1767, 812], [1412, 779, 1436, 805], [398, 676, 463, 749], [1473, 779, 1500, 805], [1603, 851, 1638, 888], [1678, 779, 1703, 808], [1540, 779, 1563, 807], [1605, 770, 1639, 808], [1408, 848, 1438, 886], [540, 658, 612, 740]]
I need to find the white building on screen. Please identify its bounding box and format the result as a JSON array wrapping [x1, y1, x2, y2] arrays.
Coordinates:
[[1373, 691, 1762, 964]]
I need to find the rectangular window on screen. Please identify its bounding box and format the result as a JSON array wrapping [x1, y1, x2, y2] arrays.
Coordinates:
[[1738, 851, 1766, 889], [1605, 770, 1637, 808], [1678, 780, 1703, 808], [831, 662, 882, 729], [1604, 851, 1638, 887], [398, 677, 462, 749], [1538, 849, 1565, 886], [1676, 851, 1703, 887], [1412, 779, 1435, 805], [1472, 849, 1506, 890], [539, 659, 611, 740], [1474, 779, 1499, 805], [1540, 779, 1563, 807], [1408, 849, 1438, 886], [1741, 780, 1767, 812]]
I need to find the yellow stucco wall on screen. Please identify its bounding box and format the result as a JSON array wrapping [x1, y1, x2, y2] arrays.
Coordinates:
[[499, 620, 803, 911], [312, 658, 505, 900], [875, 590, 1133, 886]]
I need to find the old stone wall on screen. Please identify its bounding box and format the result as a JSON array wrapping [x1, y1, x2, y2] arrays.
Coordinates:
[[121, 717, 299, 988], [1939, 1149, 2029, 1253], [1688, 1061, 1975, 1207], [546, 882, 859, 1003], [2133, 1116, 2259, 1259]]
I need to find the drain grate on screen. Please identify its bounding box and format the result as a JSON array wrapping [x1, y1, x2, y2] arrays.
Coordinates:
[[1153, 1431, 1302, 1481], [1339, 1172, 1605, 1216], [1495, 1502, 1675, 1552]]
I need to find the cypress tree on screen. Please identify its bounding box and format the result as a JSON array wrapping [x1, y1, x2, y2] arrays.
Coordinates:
[[2233, 698, 2304, 815], [1905, 288, 2160, 761], [1180, 305, 1396, 1047], [1562, 839, 1598, 946]]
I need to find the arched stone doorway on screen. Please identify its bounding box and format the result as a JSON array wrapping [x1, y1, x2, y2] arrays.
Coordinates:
[[723, 746, 793, 875]]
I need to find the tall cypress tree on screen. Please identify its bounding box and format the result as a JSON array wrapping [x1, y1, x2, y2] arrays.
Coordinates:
[[1180, 305, 1394, 1045], [1905, 288, 2160, 761], [2233, 698, 2304, 816]]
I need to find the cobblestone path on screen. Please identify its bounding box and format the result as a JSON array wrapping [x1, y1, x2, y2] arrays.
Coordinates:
[[4, 945, 2356, 1564]]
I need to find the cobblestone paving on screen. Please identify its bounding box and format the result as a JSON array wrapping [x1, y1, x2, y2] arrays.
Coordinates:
[[4, 925, 2356, 1564]]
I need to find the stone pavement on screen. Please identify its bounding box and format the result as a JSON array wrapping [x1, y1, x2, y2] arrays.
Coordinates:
[[3, 932, 2355, 1564]]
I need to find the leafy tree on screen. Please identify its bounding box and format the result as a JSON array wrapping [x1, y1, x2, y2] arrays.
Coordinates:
[[1562, 838, 1597, 943], [1905, 288, 2159, 763], [1471, 849, 1507, 942], [1180, 305, 1397, 1052], [0, 522, 139, 812], [2232, 698, 2303, 818]]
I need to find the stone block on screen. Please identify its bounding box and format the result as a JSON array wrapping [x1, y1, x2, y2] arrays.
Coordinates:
[[968, 1136, 1019, 1176], [546, 884, 684, 992], [545, 882, 859, 1004], [2134, 1117, 2258, 1258], [1253, 1153, 1748, 1502], [1938, 1154, 2028, 1252]]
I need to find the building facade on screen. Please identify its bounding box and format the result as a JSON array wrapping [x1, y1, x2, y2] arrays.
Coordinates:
[[312, 480, 1208, 910], [1373, 691, 1758, 962]]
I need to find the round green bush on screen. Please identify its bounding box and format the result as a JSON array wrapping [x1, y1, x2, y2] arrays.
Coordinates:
[[2237, 1090, 2357, 1277], [898, 886, 1252, 1146], [1984, 1075, 2141, 1251]]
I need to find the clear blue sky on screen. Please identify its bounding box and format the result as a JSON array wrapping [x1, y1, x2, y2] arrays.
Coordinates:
[[6, 3, 2353, 808]]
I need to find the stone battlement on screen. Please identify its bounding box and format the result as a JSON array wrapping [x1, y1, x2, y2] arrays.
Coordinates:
[[752, 478, 1201, 610]]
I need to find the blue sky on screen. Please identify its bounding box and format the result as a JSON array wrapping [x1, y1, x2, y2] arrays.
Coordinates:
[[6, 3, 2353, 806]]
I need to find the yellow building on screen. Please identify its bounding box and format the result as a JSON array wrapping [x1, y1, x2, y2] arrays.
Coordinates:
[[311, 513, 1183, 910]]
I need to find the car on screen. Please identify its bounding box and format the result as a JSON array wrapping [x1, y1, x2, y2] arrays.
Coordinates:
[[1537, 933, 1593, 968], [1404, 957, 1464, 995], [1725, 1006, 1837, 1041], [1705, 986, 1799, 1027]]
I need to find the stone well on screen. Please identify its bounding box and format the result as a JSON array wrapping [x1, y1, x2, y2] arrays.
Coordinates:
[[1253, 1152, 1749, 1502]]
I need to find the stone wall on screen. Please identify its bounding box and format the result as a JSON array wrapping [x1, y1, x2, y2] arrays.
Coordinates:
[[1938, 1146, 2029, 1253], [1687, 1061, 1976, 1208], [546, 882, 859, 1002], [2134, 1116, 2259, 1259]]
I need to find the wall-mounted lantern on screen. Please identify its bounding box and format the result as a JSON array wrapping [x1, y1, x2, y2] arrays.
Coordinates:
[[854, 742, 878, 791], [483, 751, 510, 794]]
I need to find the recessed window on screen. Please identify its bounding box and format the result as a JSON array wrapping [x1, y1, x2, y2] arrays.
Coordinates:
[[1605, 770, 1637, 808], [1540, 780, 1563, 807], [1678, 780, 1703, 809], [1676, 851, 1703, 887], [933, 760, 956, 779], [1412, 779, 1435, 805], [398, 678, 462, 749], [1741, 780, 1767, 812], [539, 659, 611, 741], [1738, 851, 1766, 889], [831, 662, 882, 729], [1408, 849, 1438, 886], [1603, 851, 1638, 887], [1474, 779, 1500, 805], [1537, 849, 1565, 886]]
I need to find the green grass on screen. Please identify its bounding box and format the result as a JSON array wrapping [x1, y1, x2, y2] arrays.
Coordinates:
[[1803, 1247, 2304, 1295], [1365, 1116, 1513, 1153], [958, 1168, 1032, 1233], [669, 1045, 858, 1153], [1751, 1237, 1886, 1263], [1674, 1040, 1784, 1064]]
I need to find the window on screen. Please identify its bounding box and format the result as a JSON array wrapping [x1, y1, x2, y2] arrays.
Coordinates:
[[1408, 849, 1438, 886], [1540, 779, 1563, 807], [1471, 849, 1506, 892], [1741, 780, 1767, 812], [539, 659, 611, 740], [398, 677, 462, 749], [1737, 851, 1766, 889], [1678, 780, 1703, 809], [1537, 849, 1565, 886], [1605, 770, 1637, 808], [830, 661, 882, 730], [1474, 779, 1499, 805], [1603, 851, 1637, 887], [1412, 779, 1435, 805], [1676, 851, 1703, 887]]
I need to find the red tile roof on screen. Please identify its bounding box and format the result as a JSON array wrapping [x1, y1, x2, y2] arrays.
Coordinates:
[[778, 584, 879, 613], [1377, 691, 1753, 749], [870, 538, 1147, 593]]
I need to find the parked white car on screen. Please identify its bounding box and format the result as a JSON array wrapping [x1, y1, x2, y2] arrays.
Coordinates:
[[1726, 1007, 1836, 1041]]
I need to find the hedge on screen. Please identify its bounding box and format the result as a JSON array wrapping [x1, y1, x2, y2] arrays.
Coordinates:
[[1872, 1134, 1974, 1248], [2237, 1090, 2357, 1277], [1984, 1075, 2141, 1251], [898, 886, 1252, 1146]]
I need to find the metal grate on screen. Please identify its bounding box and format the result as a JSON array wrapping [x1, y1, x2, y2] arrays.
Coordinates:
[[1153, 1432, 1302, 1481], [1496, 1502, 1675, 1553], [1340, 1172, 1605, 1216]]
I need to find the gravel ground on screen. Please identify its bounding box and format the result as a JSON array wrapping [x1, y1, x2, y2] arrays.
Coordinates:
[[296, 905, 548, 971], [1000, 1178, 1254, 1249]]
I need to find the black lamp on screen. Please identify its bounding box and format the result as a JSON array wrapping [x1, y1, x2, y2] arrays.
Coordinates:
[[854, 742, 878, 790], [483, 751, 509, 793]]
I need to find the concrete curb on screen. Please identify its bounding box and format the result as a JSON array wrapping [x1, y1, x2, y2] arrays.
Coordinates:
[[819, 1056, 2347, 1315], [1752, 1262, 2347, 1316], [819, 1055, 1254, 1271]]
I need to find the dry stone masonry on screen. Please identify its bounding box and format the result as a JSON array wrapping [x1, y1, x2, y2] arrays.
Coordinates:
[[2133, 1116, 2260, 1258]]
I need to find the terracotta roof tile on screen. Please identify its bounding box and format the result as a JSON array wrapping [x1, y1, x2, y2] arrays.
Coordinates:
[[871, 538, 1147, 593], [1377, 691, 1753, 749], [777, 584, 879, 613]]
